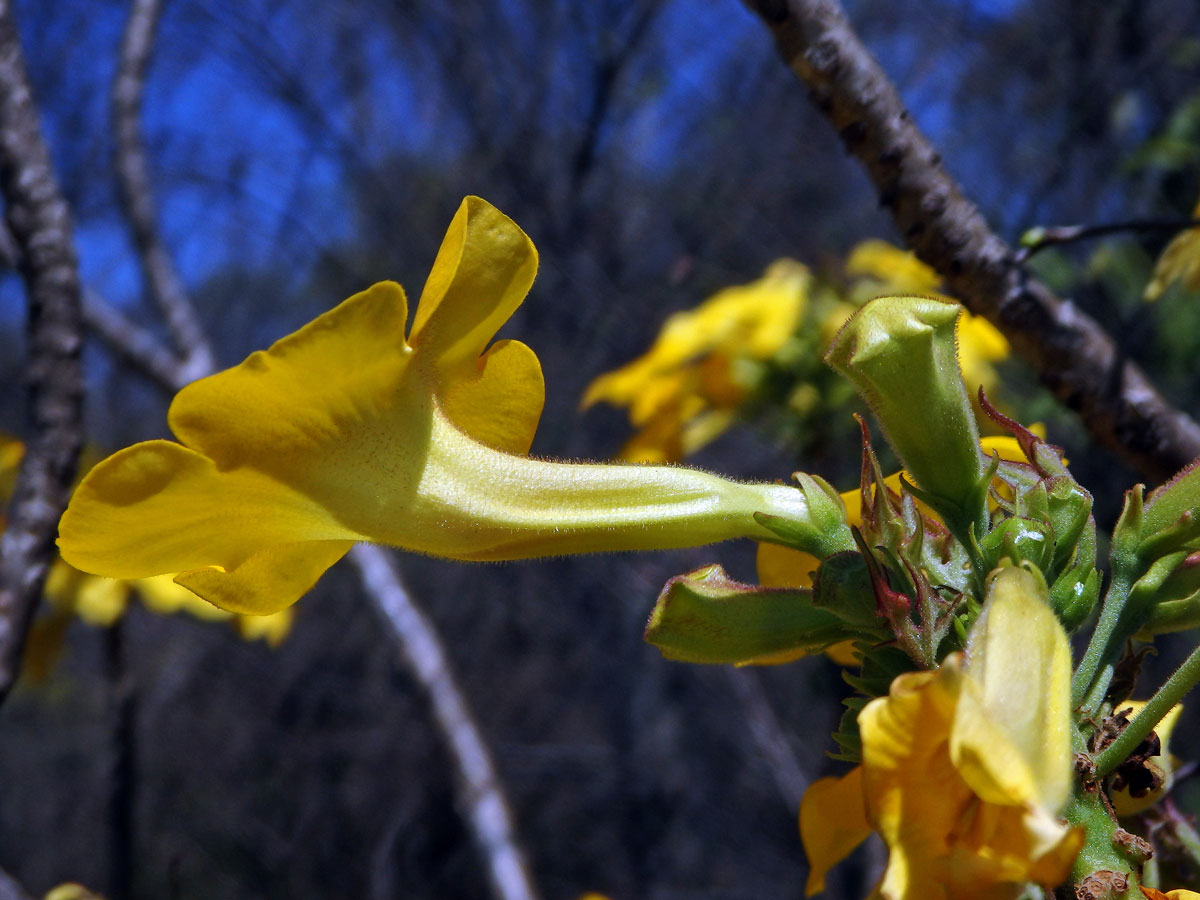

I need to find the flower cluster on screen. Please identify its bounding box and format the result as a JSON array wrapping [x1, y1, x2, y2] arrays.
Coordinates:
[[54, 198, 1200, 898]]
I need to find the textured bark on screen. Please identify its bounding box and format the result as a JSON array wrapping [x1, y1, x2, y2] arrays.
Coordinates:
[[0, 0, 84, 701], [745, 0, 1200, 483]]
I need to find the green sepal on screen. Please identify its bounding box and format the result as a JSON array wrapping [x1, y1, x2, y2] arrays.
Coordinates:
[[1141, 455, 1200, 543], [1128, 551, 1191, 616], [1110, 484, 1146, 579], [1139, 508, 1200, 561], [825, 296, 986, 536], [1137, 567, 1200, 636], [644, 564, 857, 665], [753, 472, 855, 559], [979, 516, 1054, 573], [1044, 477, 1094, 575], [1049, 564, 1100, 632], [812, 551, 884, 630]]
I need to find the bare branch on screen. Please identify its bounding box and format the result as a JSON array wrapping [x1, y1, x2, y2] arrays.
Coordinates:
[[0, 0, 84, 701], [87, 306, 545, 900], [99, 11, 544, 891], [0, 865, 34, 900], [82, 290, 190, 392], [351, 545, 541, 900], [725, 668, 808, 809], [113, 0, 213, 379], [745, 0, 1200, 483]]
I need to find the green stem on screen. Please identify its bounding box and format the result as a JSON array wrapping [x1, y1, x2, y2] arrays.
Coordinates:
[[1093, 638, 1200, 778], [1071, 571, 1133, 710], [1171, 805, 1200, 870]]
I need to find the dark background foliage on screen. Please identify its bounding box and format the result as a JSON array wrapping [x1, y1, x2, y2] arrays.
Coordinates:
[[3, 1, 1200, 897]]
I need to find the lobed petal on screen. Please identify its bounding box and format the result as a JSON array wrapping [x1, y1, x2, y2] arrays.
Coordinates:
[[801, 767, 872, 896], [169, 281, 411, 471], [410, 196, 538, 374], [860, 667, 970, 900], [440, 338, 544, 454], [176, 540, 352, 615], [58, 440, 359, 583]]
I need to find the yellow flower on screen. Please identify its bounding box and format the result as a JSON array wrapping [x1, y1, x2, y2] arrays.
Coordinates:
[[583, 259, 809, 461], [0, 433, 292, 649], [1144, 196, 1200, 301], [43, 885, 105, 900], [1141, 891, 1200, 900], [1109, 700, 1184, 817], [845, 240, 942, 295], [59, 198, 812, 615], [800, 566, 1082, 899]]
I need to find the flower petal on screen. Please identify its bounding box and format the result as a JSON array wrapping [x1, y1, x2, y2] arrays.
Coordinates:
[[58, 440, 359, 579], [176, 540, 352, 615], [955, 566, 1073, 812], [756, 542, 819, 588], [134, 573, 232, 621], [860, 668, 970, 900], [440, 338, 544, 454], [800, 767, 872, 896], [168, 281, 411, 470], [410, 196, 538, 372]]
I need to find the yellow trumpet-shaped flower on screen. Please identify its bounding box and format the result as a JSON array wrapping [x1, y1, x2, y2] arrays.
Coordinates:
[[583, 259, 809, 462], [800, 566, 1083, 899], [59, 198, 813, 615], [1141, 890, 1200, 899]]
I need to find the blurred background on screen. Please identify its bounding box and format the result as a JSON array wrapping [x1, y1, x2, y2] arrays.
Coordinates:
[[3, 0, 1200, 897]]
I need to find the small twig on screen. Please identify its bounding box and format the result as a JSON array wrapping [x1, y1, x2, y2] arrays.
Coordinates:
[[1017, 218, 1200, 261], [724, 668, 808, 809], [745, 0, 1200, 483], [351, 545, 541, 900], [0, 0, 85, 702], [102, 8, 543, 892], [112, 0, 213, 381], [83, 290, 190, 392], [0, 865, 34, 900]]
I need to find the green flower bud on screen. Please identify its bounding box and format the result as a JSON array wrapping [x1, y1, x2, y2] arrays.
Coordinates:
[[825, 296, 985, 536]]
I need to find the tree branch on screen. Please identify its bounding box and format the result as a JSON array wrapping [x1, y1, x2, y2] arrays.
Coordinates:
[[113, 0, 213, 381], [99, 7, 542, 895], [350, 545, 541, 900], [0, 0, 84, 701], [0, 865, 34, 900], [744, 0, 1200, 483], [82, 290, 190, 392]]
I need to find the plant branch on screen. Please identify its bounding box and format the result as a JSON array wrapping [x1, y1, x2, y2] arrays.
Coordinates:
[[113, 0, 213, 381], [0, 0, 84, 702], [1094, 638, 1200, 778], [82, 289, 190, 392], [0, 866, 34, 900], [351, 545, 541, 900], [100, 7, 542, 894], [1018, 218, 1200, 260], [744, 0, 1200, 483]]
